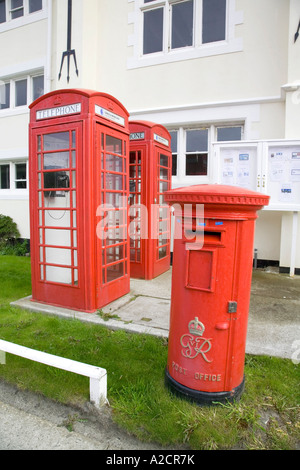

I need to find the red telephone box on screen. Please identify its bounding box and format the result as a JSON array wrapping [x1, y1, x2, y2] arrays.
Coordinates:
[[164, 184, 269, 405], [29, 89, 130, 312], [129, 121, 172, 279]]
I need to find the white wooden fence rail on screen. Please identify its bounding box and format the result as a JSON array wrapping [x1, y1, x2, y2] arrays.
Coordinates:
[[0, 339, 107, 408]]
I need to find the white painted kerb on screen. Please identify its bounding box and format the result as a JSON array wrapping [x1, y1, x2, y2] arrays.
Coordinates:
[[0, 339, 107, 408]]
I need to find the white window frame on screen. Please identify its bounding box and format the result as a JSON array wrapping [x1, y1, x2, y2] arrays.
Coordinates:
[[0, 159, 28, 193], [170, 122, 244, 184], [0, 72, 44, 113], [0, 0, 46, 33], [127, 0, 243, 69]]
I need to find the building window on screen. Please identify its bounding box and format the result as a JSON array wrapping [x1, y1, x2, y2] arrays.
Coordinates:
[[0, 0, 42, 25], [217, 126, 243, 142], [0, 162, 28, 190], [185, 129, 208, 176], [170, 123, 243, 180], [29, 0, 42, 14], [32, 75, 44, 101], [15, 78, 27, 107], [10, 0, 23, 19], [0, 164, 10, 189], [142, 0, 226, 56], [0, 73, 44, 110], [0, 0, 6, 23], [128, 0, 242, 69], [143, 7, 164, 54], [202, 0, 226, 44], [170, 131, 178, 176], [15, 162, 27, 188], [0, 83, 10, 109]]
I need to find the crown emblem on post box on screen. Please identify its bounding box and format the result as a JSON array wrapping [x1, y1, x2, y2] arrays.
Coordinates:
[[188, 317, 205, 337]]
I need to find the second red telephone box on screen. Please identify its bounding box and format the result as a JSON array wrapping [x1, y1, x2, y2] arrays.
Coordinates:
[[129, 121, 172, 280], [29, 89, 130, 312]]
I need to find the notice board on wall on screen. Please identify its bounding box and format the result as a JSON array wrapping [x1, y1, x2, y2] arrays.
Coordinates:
[[213, 140, 300, 211], [266, 143, 300, 210]]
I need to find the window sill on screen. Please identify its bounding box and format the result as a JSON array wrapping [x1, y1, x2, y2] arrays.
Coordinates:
[[127, 38, 243, 69], [0, 9, 47, 34], [0, 107, 29, 118], [0, 190, 29, 200]]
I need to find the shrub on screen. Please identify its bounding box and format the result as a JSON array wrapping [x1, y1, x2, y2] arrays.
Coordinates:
[[0, 214, 20, 242]]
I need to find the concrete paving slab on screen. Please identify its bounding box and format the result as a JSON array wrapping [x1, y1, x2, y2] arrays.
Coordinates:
[[10, 268, 300, 360]]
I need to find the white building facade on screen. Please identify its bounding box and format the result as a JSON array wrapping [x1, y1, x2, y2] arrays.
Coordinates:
[[0, 0, 300, 272]]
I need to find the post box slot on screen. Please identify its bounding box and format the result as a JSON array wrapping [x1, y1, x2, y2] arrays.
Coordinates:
[[184, 229, 222, 245], [204, 231, 222, 244]]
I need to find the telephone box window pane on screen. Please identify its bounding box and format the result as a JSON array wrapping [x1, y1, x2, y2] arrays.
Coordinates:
[[106, 154, 123, 172], [107, 263, 124, 283], [44, 152, 69, 170], [15, 79, 27, 107], [0, 165, 10, 189], [186, 154, 208, 175], [143, 8, 163, 54], [217, 126, 242, 142], [160, 154, 168, 167], [32, 75, 44, 101], [29, 0, 42, 13], [172, 0, 193, 50], [0, 83, 10, 109], [202, 0, 226, 44], [11, 0, 24, 19], [0, 0, 6, 23], [44, 132, 70, 151], [45, 266, 72, 284], [106, 135, 122, 155]]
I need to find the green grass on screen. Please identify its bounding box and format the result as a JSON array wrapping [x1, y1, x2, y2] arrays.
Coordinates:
[[0, 255, 299, 450]]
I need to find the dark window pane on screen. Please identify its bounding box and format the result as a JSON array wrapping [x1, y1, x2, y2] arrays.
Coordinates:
[[172, 0, 193, 49], [186, 154, 208, 175], [11, 0, 24, 19], [217, 127, 242, 141], [186, 129, 208, 152], [15, 163, 27, 188], [172, 155, 177, 176], [29, 0, 42, 13], [169, 131, 178, 153], [202, 0, 226, 44], [0, 0, 6, 23], [0, 83, 10, 109], [15, 79, 27, 107], [0, 165, 10, 189], [32, 75, 44, 101], [16, 163, 26, 180], [143, 8, 163, 54]]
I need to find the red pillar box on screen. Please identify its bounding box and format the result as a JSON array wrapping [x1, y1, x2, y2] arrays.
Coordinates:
[[29, 89, 130, 312], [164, 184, 269, 405], [129, 121, 172, 279]]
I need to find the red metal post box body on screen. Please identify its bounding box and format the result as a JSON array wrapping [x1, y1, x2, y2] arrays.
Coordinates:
[[164, 184, 269, 404], [129, 121, 172, 279], [29, 89, 130, 312]]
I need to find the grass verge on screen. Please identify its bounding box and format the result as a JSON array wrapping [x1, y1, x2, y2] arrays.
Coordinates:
[[0, 255, 299, 450]]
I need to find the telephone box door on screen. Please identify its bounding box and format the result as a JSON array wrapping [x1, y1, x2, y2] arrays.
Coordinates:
[[129, 147, 146, 279], [30, 123, 85, 310], [96, 125, 130, 306], [153, 148, 171, 278]]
